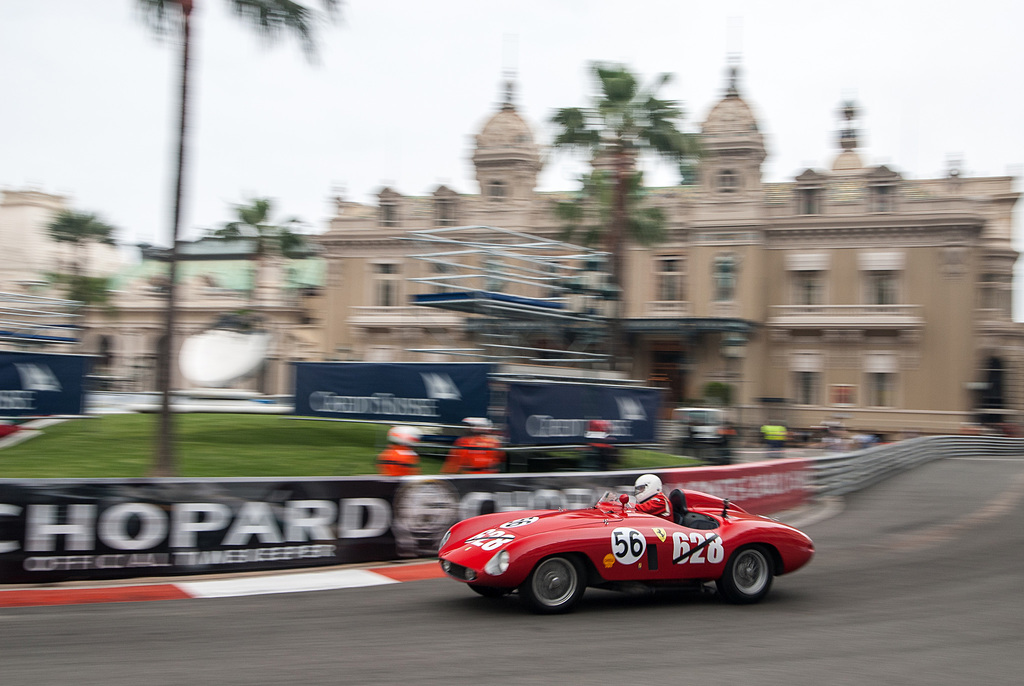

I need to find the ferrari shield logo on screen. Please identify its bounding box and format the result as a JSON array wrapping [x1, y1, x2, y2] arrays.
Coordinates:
[[653, 527, 667, 542]]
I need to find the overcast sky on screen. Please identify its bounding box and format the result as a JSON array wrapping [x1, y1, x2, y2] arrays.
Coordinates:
[[2, 1, 1021, 262]]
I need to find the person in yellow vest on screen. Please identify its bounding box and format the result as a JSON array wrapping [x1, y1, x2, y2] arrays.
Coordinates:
[[760, 422, 787, 458]]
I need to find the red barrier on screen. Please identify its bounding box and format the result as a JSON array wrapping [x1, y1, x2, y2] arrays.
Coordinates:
[[657, 458, 810, 515]]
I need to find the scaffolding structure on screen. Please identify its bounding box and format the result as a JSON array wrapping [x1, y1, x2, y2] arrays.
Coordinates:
[[0, 291, 82, 346], [404, 225, 619, 372]]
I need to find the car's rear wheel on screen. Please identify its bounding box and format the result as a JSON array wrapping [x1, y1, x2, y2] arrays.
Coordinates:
[[716, 545, 773, 604], [519, 555, 585, 614], [468, 584, 509, 598]]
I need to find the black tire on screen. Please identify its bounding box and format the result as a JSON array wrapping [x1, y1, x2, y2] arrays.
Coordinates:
[[716, 545, 774, 604], [468, 584, 509, 598], [518, 555, 586, 614]]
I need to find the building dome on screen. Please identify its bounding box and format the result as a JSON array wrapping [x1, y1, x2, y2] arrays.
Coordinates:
[[701, 65, 763, 139], [831, 150, 864, 172], [702, 91, 761, 138], [472, 79, 542, 198], [479, 105, 535, 148], [698, 64, 766, 190]]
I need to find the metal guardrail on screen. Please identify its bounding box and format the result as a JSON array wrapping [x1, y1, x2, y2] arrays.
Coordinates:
[[806, 435, 1024, 496]]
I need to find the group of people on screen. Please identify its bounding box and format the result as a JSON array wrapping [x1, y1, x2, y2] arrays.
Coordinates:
[[377, 417, 623, 476], [375, 416, 504, 476], [375, 417, 674, 522]]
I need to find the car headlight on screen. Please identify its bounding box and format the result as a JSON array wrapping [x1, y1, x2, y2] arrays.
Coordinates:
[[438, 529, 452, 552], [484, 550, 510, 577]]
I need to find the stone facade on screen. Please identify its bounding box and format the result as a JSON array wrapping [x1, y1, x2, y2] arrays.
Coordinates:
[[316, 72, 1022, 437]]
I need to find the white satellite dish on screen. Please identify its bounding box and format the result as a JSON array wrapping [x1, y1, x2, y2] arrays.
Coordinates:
[[179, 328, 271, 388]]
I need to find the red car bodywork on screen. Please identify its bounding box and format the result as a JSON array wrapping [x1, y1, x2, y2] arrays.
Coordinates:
[[438, 488, 814, 612]]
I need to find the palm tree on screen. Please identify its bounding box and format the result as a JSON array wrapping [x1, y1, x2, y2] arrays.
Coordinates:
[[210, 196, 311, 301], [551, 63, 699, 367], [137, 0, 339, 476], [46, 210, 118, 306]]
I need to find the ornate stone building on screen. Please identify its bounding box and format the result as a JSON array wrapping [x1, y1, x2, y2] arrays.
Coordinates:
[[317, 70, 1022, 436], [0, 190, 324, 396]]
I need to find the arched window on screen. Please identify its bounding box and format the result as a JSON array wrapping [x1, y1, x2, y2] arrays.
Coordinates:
[[717, 169, 738, 193], [97, 335, 114, 370], [713, 254, 737, 302], [487, 180, 507, 201]]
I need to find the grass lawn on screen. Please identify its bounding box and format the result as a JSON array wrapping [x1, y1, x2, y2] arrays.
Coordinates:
[[0, 413, 697, 478]]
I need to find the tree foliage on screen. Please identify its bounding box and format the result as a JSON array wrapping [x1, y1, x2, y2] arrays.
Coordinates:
[[551, 63, 700, 366], [551, 63, 699, 283], [135, 0, 340, 476], [210, 197, 312, 258]]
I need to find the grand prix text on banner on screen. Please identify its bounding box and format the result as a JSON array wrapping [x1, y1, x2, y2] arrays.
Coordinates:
[[293, 362, 491, 425]]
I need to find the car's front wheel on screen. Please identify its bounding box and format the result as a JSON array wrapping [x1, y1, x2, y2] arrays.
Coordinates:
[[716, 545, 774, 604], [518, 555, 586, 614]]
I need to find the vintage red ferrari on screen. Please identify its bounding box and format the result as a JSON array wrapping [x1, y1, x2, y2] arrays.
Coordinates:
[[438, 487, 814, 613]]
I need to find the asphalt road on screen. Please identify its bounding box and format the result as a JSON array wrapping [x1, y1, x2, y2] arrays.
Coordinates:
[[2, 455, 1021, 686]]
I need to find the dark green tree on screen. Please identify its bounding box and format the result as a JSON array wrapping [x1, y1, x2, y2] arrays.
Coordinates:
[[551, 63, 700, 366], [136, 0, 339, 476], [212, 197, 309, 257], [46, 210, 118, 306], [210, 197, 312, 301]]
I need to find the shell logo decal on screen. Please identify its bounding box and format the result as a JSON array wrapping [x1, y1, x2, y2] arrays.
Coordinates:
[[603, 553, 616, 569]]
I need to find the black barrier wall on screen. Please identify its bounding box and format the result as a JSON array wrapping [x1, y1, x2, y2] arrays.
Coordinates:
[[0, 475, 631, 584], [0, 463, 810, 584]]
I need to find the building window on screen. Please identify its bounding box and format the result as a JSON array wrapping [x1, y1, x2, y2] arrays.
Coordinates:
[[656, 257, 684, 301], [830, 384, 856, 406], [380, 203, 398, 227], [374, 262, 400, 307], [793, 271, 823, 306], [798, 187, 821, 215], [871, 184, 894, 212], [713, 254, 737, 302], [432, 262, 455, 293], [717, 169, 738, 193], [435, 198, 456, 226], [487, 181, 507, 201], [867, 372, 895, 407], [793, 371, 820, 406], [981, 272, 1013, 318], [867, 270, 898, 305]]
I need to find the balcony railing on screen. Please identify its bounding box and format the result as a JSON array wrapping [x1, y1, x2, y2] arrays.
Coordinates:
[[349, 306, 463, 327], [643, 301, 692, 317], [768, 304, 924, 328]]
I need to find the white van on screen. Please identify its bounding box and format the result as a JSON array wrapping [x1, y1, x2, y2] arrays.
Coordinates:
[[672, 407, 733, 463]]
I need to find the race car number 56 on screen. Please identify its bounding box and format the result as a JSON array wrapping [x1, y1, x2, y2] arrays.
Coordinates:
[[611, 527, 646, 565]]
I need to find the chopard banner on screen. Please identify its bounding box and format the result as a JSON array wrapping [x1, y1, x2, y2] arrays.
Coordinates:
[[293, 362, 491, 425], [0, 461, 808, 584], [505, 381, 662, 445], [0, 351, 89, 417]]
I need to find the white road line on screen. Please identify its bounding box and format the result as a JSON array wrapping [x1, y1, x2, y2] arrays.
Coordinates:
[[178, 569, 398, 599]]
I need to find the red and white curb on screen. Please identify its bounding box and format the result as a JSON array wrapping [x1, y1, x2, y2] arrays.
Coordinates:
[[0, 561, 445, 608]]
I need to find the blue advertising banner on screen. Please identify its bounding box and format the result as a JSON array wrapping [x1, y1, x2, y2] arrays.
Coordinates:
[[0, 351, 88, 417], [293, 362, 491, 425], [505, 382, 662, 445]]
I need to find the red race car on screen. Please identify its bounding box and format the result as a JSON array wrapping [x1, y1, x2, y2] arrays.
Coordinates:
[[438, 487, 814, 613]]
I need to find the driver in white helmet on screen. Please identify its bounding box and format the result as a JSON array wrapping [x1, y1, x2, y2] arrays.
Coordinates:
[[634, 473, 673, 521]]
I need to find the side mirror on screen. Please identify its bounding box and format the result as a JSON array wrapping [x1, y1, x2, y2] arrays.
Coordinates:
[[619, 493, 631, 506]]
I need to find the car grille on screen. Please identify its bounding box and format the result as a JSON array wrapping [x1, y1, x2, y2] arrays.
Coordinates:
[[440, 559, 477, 582]]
